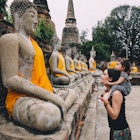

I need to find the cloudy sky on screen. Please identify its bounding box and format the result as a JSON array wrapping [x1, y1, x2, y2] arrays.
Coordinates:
[[7, 0, 140, 39]]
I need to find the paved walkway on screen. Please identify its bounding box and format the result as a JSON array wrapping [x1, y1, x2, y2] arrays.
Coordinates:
[[79, 85, 140, 140]]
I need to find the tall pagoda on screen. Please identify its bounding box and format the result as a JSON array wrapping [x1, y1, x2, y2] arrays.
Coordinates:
[[61, 0, 81, 50]]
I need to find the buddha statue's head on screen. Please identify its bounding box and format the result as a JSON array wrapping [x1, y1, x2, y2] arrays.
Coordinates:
[[50, 35, 62, 51], [10, 0, 37, 31]]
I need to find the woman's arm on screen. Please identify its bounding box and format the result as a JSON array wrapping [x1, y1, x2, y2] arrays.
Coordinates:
[[100, 90, 123, 120]]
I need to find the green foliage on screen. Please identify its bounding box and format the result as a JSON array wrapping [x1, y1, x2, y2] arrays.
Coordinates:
[[0, 0, 8, 19], [89, 5, 140, 63], [80, 29, 88, 43], [46, 23, 55, 41], [94, 43, 110, 61], [6, 15, 13, 24], [104, 5, 140, 62], [80, 40, 93, 60], [34, 17, 54, 42]]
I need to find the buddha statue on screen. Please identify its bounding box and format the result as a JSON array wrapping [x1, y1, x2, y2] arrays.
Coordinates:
[[65, 47, 80, 80], [108, 51, 116, 69], [89, 47, 96, 72], [88, 47, 103, 77], [79, 53, 89, 75], [83, 55, 90, 73], [73, 50, 85, 77], [0, 0, 66, 132], [49, 35, 75, 85]]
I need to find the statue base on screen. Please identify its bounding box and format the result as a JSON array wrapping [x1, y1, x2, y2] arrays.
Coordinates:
[[0, 74, 95, 140]]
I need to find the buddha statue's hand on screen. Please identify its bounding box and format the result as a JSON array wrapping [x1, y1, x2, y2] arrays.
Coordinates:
[[52, 94, 67, 119], [58, 98, 67, 120]]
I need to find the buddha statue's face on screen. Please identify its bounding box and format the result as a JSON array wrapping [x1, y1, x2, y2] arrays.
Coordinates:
[[66, 48, 71, 56], [55, 39, 62, 51], [20, 7, 38, 34]]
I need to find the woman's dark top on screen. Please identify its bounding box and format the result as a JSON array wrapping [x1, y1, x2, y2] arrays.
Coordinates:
[[108, 93, 129, 130]]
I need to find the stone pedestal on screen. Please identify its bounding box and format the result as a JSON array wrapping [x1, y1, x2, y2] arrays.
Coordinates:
[[0, 74, 95, 140]]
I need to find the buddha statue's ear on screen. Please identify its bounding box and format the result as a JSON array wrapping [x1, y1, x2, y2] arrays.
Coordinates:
[[13, 12, 20, 31]]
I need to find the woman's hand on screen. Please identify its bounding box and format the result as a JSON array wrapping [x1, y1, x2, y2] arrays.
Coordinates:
[[99, 95, 109, 105], [104, 80, 111, 85], [98, 92, 110, 103]]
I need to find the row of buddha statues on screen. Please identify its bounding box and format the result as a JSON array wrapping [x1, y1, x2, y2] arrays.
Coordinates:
[[0, 0, 98, 133], [49, 35, 94, 86]]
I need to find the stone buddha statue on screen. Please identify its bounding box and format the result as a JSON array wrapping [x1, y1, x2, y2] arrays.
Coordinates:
[[73, 50, 85, 76], [88, 47, 103, 77], [49, 35, 75, 85], [79, 53, 89, 75], [0, 0, 66, 132], [65, 47, 80, 80], [83, 55, 90, 73], [89, 47, 96, 71]]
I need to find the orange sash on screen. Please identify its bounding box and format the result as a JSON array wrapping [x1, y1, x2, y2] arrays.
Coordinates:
[[68, 59, 75, 74], [6, 38, 53, 116], [49, 52, 67, 77]]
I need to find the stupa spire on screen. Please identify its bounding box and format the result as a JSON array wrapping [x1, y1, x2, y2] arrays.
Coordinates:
[[66, 0, 76, 25], [33, 0, 49, 12], [61, 0, 81, 51]]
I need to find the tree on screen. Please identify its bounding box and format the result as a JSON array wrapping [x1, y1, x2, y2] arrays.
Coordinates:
[[0, 0, 8, 19], [92, 21, 112, 61], [80, 29, 88, 43], [104, 5, 140, 62], [34, 17, 54, 43]]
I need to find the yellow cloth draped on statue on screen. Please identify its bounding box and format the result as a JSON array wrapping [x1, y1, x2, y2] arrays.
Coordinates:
[[49, 52, 67, 77], [108, 61, 116, 69], [131, 67, 138, 73], [68, 59, 75, 74], [6, 38, 53, 116], [89, 61, 96, 71], [75, 61, 81, 72]]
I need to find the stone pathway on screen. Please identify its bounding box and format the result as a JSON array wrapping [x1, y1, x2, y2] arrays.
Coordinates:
[[79, 85, 140, 140]]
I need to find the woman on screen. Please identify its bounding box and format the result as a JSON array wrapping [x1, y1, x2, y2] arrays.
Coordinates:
[[99, 69, 132, 140]]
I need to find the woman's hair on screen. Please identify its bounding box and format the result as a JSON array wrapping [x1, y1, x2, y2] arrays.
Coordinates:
[[108, 69, 121, 82], [118, 58, 131, 74]]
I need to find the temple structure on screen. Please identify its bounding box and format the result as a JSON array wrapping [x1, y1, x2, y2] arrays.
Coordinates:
[[0, 13, 14, 37], [61, 0, 81, 51], [33, 0, 56, 33], [33, 0, 56, 67]]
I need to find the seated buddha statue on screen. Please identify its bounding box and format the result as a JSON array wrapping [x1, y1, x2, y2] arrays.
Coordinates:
[[49, 35, 75, 85], [79, 54, 90, 75], [0, 0, 66, 132], [83, 55, 90, 73], [65, 47, 81, 80], [89, 47, 97, 72], [73, 50, 85, 77], [88, 47, 103, 77]]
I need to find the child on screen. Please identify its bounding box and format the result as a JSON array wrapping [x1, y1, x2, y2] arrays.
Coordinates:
[[105, 58, 131, 96]]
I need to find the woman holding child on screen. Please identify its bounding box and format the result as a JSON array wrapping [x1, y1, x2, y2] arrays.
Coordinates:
[[99, 67, 132, 140]]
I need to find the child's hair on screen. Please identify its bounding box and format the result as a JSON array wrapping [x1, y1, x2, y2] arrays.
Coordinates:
[[118, 58, 131, 74]]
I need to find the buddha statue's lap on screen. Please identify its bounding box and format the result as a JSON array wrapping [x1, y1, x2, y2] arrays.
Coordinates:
[[0, 0, 66, 132]]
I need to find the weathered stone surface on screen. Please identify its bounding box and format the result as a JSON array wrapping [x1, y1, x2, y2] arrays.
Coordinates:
[[0, 75, 95, 140]]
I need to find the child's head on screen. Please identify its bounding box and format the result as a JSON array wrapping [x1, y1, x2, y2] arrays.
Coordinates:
[[115, 58, 131, 73]]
